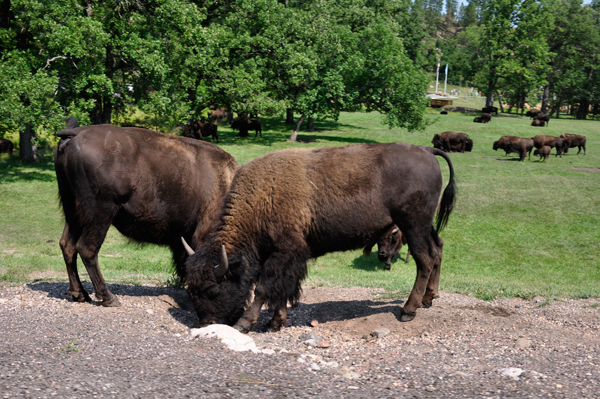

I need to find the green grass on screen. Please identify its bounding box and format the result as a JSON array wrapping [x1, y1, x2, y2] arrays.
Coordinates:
[[1, 109, 599, 301]]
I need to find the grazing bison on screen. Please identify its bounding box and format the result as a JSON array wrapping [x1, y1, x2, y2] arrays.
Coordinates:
[[534, 113, 550, 126], [493, 136, 534, 161], [474, 113, 492, 123], [202, 122, 219, 144], [526, 108, 541, 118], [183, 119, 219, 143], [534, 146, 551, 162], [0, 139, 14, 155], [363, 225, 411, 270], [432, 131, 471, 153], [532, 135, 567, 158], [54, 125, 238, 306], [231, 119, 262, 138], [531, 119, 545, 127], [482, 106, 499, 115], [184, 143, 456, 332], [560, 133, 586, 155]]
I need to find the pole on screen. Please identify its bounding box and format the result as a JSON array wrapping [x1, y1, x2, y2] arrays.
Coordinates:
[[444, 64, 448, 95], [435, 61, 440, 94]]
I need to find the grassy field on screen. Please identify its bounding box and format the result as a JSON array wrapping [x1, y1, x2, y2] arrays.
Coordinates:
[[1, 109, 599, 301]]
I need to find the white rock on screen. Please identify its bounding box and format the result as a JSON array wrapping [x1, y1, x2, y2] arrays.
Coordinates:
[[499, 368, 524, 380], [189, 325, 259, 353]]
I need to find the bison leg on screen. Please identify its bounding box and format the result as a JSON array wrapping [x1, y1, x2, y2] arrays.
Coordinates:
[[404, 248, 411, 264], [59, 222, 91, 303], [266, 306, 287, 333], [76, 224, 120, 307], [400, 225, 443, 322], [233, 285, 267, 333]]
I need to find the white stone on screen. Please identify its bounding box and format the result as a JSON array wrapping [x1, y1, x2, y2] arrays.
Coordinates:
[[189, 325, 259, 353], [499, 368, 524, 380]]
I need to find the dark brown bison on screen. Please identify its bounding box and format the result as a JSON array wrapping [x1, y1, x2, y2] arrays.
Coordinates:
[[532, 135, 567, 157], [202, 122, 219, 143], [184, 143, 456, 332], [440, 110, 448, 115], [363, 225, 411, 270], [534, 113, 550, 126], [493, 136, 521, 156], [531, 119, 545, 127], [183, 119, 219, 143], [432, 131, 470, 153], [0, 139, 14, 155], [474, 113, 492, 123], [534, 146, 551, 162], [54, 125, 238, 307], [231, 119, 262, 138], [526, 108, 541, 118], [560, 133, 586, 155], [482, 106, 499, 115], [497, 137, 534, 161]]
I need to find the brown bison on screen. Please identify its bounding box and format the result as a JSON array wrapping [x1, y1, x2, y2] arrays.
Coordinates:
[[231, 119, 262, 138], [531, 119, 545, 127], [432, 131, 471, 153], [534, 113, 550, 126], [183, 119, 219, 143], [54, 125, 238, 306], [534, 146, 551, 162], [504, 137, 535, 161], [474, 113, 492, 123], [0, 139, 14, 155], [493, 136, 521, 156], [482, 106, 499, 115], [526, 108, 541, 118], [363, 225, 411, 270], [184, 143, 456, 332], [532, 135, 567, 158], [560, 133, 586, 155]]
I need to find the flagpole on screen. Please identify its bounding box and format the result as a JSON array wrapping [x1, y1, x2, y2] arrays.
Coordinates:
[[444, 64, 448, 95], [435, 61, 440, 94]]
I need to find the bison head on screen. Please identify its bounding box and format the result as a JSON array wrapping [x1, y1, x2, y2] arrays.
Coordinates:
[[465, 138, 473, 152], [492, 140, 500, 151], [377, 227, 401, 263], [431, 134, 444, 150], [184, 242, 250, 327]]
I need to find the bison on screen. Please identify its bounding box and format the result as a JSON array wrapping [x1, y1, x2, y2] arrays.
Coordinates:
[[526, 108, 541, 119], [363, 225, 411, 270], [474, 113, 492, 123], [560, 133, 586, 155], [482, 106, 499, 115], [534, 113, 550, 126], [183, 119, 219, 143], [0, 139, 14, 155], [493, 136, 534, 161], [54, 124, 238, 307], [531, 119, 545, 127], [532, 135, 567, 158], [534, 146, 551, 162], [432, 131, 471, 153], [231, 119, 262, 138], [184, 143, 456, 333]]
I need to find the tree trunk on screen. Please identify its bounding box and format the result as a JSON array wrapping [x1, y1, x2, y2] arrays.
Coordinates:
[[19, 124, 38, 162], [485, 92, 494, 107], [576, 99, 589, 120], [496, 93, 504, 113], [285, 108, 294, 124], [289, 114, 306, 142], [541, 81, 550, 115], [307, 117, 314, 132]]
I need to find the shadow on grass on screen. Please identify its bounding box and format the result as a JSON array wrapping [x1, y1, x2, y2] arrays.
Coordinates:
[[0, 151, 56, 184], [349, 254, 411, 272]]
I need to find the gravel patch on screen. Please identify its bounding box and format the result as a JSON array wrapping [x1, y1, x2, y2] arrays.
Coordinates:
[[1, 282, 599, 398]]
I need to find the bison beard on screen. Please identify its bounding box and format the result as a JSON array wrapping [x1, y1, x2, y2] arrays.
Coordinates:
[[54, 125, 238, 306], [185, 143, 456, 333]]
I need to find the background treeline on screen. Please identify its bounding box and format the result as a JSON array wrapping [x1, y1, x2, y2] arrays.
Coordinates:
[[1, 0, 600, 160]]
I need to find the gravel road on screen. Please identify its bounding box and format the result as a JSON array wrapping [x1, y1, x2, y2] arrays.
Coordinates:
[[1, 282, 599, 398]]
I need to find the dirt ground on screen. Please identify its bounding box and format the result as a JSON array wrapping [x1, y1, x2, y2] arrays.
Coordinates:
[[1, 281, 599, 398]]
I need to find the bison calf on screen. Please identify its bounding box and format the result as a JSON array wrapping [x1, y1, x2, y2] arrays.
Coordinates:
[[474, 113, 492, 123], [534, 146, 551, 162], [363, 225, 411, 270]]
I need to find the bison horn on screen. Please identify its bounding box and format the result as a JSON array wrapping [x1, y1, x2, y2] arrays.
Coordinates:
[[214, 245, 228, 278], [181, 237, 195, 256], [391, 227, 399, 234]]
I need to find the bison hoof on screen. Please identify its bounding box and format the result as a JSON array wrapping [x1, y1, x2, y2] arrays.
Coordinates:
[[69, 291, 91, 303], [233, 324, 250, 334], [101, 297, 121, 307], [384, 265, 391, 271], [266, 322, 282, 333], [400, 309, 416, 322]]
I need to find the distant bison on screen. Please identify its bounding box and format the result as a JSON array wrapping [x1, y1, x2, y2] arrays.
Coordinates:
[[231, 119, 262, 138], [482, 106, 499, 115], [363, 225, 411, 270], [531, 119, 545, 127], [534, 113, 550, 126], [532, 135, 567, 158], [534, 146, 551, 162], [54, 125, 238, 307], [0, 139, 14, 155], [526, 108, 541, 118], [560, 133, 586, 155], [183, 119, 219, 143], [432, 131, 471, 153], [474, 113, 492, 123], [440, 110, 448, 115], [506, 138, 535, 161]]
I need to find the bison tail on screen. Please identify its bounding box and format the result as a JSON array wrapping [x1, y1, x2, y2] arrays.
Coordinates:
[[423, 147, 457, 234]]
